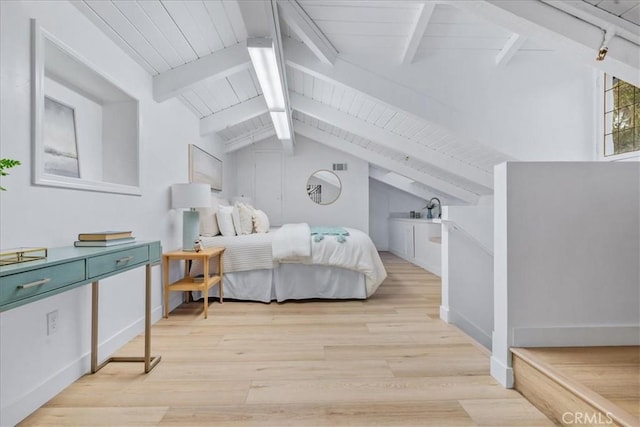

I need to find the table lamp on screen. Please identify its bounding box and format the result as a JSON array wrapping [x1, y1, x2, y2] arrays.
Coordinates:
[[171, 183, 211, 251]]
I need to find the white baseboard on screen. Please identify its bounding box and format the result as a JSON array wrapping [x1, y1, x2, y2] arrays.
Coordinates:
[[491, 355, 514, 388], [439, 305, 450, 323], [389, 250, 441, 277], [512, 325, 640, 347], [1, 351, 89, 427], [388, 249, 411, 263], [411, 257, 441, 277], [1, 305, 164, 427], [447, 309, 492, 350]]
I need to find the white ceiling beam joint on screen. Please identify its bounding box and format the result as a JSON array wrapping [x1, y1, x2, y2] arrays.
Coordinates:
[[402, 2, 435, 65], [277, 0, 338, 65], [541, 0, 640, 46], [495, 33, 526, 67], [450, 0, 640, 87], [224, 126, 276, 153], [153, 43, 251, 102], [200, 96, 268, 136]]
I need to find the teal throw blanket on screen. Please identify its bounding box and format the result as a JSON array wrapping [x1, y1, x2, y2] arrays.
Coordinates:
[[311, 226, 349, 243]]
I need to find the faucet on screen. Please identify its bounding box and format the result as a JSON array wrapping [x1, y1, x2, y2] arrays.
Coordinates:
[[425, 197, 441, 219]]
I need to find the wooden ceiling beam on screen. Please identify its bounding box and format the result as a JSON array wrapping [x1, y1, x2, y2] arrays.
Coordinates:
[[369, 166, 461, 205], [277, 0, 338, 65], [495, 33, 526, 67], [284, 37, 455, 128], [402, 2, 435, 65], [152, 43, 250, 102], [452, 0, 640, 86], [291, 92, 493, 190], [224, 125, 276, 153], [200, 96, 268, 136]]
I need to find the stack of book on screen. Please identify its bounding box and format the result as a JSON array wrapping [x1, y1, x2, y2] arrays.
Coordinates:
[[74, 231, 135, 247]]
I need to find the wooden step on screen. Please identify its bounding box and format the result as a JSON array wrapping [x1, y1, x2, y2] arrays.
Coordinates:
[[512, 347, 639, 427]]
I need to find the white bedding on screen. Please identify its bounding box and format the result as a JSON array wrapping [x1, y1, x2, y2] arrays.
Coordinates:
[[190, 224, 386, 298], [196, 232, 274, 272], [272, 223, 311, 261]]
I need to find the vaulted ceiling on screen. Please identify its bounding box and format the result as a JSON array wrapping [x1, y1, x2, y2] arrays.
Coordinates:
[[73, 0, 640, 205]]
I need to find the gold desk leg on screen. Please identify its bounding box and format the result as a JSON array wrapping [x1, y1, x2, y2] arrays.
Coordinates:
[[91, 281, 99, 373], [91, 264, 161, 374]]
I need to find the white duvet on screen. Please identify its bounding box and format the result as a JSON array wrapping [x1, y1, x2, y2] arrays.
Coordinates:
[[193, 224, 387, 297], [272, 223, 311, 261], [306, 226, 387, 297]]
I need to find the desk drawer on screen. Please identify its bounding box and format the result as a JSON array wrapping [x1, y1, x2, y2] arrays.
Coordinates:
[[87, 246, 149, 278], [0, 260, 85, 306]]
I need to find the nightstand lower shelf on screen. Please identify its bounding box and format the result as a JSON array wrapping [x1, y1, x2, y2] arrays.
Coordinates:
[[163, 247, 225, 319]]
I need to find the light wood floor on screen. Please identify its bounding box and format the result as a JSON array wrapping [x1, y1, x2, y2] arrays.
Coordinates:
[[516, 346, 640, 421], [21, 252, 552, 426]]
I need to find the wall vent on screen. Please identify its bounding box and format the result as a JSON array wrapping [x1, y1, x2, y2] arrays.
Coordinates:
[[332, 163, 347, 171]]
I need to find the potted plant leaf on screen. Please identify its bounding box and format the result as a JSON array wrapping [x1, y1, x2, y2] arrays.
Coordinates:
[[0, 158, 21, 191]]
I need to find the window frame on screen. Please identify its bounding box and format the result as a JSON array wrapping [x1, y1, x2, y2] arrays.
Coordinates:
[[597, 73, 640, 161]]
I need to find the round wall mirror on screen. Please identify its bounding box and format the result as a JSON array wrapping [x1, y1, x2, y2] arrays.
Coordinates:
[[306, 170, 342, 205]]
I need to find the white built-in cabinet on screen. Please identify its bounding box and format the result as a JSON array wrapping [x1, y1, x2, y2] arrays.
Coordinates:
[[389, 218, 442, 276]]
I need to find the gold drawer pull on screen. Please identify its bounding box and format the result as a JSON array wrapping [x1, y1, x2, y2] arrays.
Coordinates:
[[116, 256, 134, 265], [18, 278, 51, 289]]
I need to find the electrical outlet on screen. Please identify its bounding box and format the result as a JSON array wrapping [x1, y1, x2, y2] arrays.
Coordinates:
[[46, 310, 58, 336]]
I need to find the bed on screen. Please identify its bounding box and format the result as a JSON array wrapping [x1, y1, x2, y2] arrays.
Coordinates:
[[189, 223, 386, 303]]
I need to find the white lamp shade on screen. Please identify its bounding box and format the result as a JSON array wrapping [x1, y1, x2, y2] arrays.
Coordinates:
[[171, 183, 211, 209]]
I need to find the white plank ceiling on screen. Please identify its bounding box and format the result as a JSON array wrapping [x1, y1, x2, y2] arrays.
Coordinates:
[[73, 0, 639, 204]]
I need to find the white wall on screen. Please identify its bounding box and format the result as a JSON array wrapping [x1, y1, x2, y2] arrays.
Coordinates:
[[492, 162, 640, 388], [0, 2, 228, 425], [233, 134, 369, 232], [440, 203, 494, 349], [369, 179, 429, 250]]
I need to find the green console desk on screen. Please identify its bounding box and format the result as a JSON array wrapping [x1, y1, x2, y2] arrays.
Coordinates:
[[0, 241, 162, 373]]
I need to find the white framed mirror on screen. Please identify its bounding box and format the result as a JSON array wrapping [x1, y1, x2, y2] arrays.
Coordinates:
[[306, 170, 342, 205], [31, 20, 141, 195]]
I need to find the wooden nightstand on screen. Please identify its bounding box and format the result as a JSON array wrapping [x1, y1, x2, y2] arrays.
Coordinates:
[[163, 247, 224, 319]]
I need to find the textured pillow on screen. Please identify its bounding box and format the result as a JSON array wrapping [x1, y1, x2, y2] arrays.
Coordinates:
[[238, 203, 255, 235], [253, 209, 270, 233], [217, 205, 236, 237], [197, 207, 220, 237]]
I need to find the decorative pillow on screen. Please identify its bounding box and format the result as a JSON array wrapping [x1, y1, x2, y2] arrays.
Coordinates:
[[216, 205, 236, 237], [197, 207, 220, 237], [238, 203, 255, 235], [231, 203, 242, 236], [253, 209, 270, 233]]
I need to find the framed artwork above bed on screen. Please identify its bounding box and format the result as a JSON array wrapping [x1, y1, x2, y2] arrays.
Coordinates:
[[189, 144, 222, 191]]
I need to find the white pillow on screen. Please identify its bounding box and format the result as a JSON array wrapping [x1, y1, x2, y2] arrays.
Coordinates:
[[216, 205, 236, 237], [238, 203, 255, 235], [197, 207, 220, 237], [231, 204, 242, 235], [253, 209, 270, 233]]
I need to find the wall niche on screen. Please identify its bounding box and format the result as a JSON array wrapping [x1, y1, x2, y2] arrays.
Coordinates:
[[31, 19, 140, 195]]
